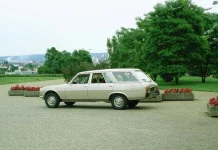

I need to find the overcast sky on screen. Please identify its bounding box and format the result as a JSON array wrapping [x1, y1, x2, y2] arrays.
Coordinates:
[[0, 0, 217, 56]]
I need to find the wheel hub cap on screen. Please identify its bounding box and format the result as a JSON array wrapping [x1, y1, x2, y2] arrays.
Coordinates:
[[114, 97, 124, 107], [47, 96, 56, 106]]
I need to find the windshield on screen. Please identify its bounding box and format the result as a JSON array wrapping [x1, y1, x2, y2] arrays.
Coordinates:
[[134, 70, 152, 82]]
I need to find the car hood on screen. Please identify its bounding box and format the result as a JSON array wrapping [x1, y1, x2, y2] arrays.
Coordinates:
[[41, 84, 67, 91]]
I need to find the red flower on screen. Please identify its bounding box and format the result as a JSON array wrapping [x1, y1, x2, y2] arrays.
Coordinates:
[[10, 85, 41, 91], [164, 89, 168, 94], [10, 85, 25, 90], [164, 88, 192, 94], [209, 97, 218, 106], [25, 86, 41, 91]]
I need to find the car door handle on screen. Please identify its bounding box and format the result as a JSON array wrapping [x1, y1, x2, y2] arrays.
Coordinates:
[[109, 86, 113, 87]]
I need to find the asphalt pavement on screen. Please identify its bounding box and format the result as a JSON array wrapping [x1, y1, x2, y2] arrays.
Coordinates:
[[0, 79, 218, 150]]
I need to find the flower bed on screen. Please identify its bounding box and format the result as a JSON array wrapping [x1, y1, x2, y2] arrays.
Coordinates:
[[207, 96, 218, 117], [8, 85, 41, 97], [24, 86, 41, 97], [24, 91, 40, 97], [162, 88, 194, 101], [8, 85, 25, 96]]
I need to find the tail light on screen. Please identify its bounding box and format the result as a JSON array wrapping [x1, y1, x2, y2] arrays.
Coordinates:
[[146, 86, 149, 93], [156, 86, 159, 92]]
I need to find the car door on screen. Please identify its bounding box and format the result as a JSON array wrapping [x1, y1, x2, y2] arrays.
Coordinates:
[[88, 72, 114, 101], [65, 73, 90, 101], [112, 71, 145, 99]]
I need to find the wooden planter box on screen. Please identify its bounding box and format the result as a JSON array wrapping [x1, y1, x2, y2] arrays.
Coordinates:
[[24, 91, 40, 97], [162, 93, 194, 101], [207, 103, 218, 117], [8, 90, 24, 96]]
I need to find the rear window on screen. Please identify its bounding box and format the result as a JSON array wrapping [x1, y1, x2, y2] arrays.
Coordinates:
[[112, 72, 138, 82], [134, 70, 152, 82]]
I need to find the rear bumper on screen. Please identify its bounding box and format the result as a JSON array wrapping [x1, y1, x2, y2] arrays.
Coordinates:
[[140, 92, 161, 102], [146, 91, 160, 98]]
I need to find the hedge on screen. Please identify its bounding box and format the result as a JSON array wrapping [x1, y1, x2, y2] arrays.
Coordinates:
[[0, 74, 63, 77]]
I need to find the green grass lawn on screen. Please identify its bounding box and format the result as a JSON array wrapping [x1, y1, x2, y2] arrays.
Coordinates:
[[0, 77, 63, 85], [1, 75, 218, 92], [156, 76, 218, 92]]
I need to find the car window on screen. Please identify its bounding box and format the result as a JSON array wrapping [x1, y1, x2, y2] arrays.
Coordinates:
[[72, 74, 90, 84], [103, 72, 113, 83], [112, 72, 138, 82], [91, 73, 106, 84], [134, 70, 152, 82]]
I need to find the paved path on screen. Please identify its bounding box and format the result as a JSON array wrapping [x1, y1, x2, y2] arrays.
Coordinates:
[[0, 79, 218, 150]]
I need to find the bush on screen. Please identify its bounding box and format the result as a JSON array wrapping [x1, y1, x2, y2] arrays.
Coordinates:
[[0, 74, 63, 77], [62, 62, 94, 82]]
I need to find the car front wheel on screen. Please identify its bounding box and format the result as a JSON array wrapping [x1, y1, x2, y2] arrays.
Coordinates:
[[45, 93, 60, 108], [111, 95, 127, 110]]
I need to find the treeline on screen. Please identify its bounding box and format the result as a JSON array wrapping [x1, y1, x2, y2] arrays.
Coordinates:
[[38, 47, 109, 81], [107, 0, 218, 84], [40, 0, 218, 84]]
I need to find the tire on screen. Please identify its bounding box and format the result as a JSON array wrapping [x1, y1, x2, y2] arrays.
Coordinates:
[[45, 93, 60, 108], [64, 102, 75, 106], [128, 100, 139, 108], [111, 94, 127, 110]]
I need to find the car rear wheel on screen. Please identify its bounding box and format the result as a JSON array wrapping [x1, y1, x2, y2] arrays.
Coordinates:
[[45, 93, 60, 108], [128, 100, 139, 108], [64, 102, 75, 106], [111, 95, 127, 110]]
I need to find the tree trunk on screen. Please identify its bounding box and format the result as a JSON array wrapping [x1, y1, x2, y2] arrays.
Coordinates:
[[175, 73, 179, 84], [202, 76, 206, 83], [152, 74, 157, 81], [200, 65, 208, 83], [175, 76, 179, 84]]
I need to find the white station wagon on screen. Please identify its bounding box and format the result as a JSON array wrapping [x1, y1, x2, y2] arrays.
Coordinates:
[[40, 68, 160, 110]]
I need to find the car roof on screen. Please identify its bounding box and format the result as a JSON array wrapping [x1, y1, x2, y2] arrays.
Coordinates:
[[79, 68, 141, 74]]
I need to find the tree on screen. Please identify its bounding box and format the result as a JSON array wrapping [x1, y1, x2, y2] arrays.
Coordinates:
[[44, 47, 63, 74], [107, 27, 145, 69], [38, 65, 53, 74], [213, 1, 218, 5], [94, 60, 110, 70], [39, 47, 94, 77], [137, 0, 207, 84], [62, 62, 93, 82], [207, 24, 218, 76], [71, 49, 93, 64], [61, 49, 94, 81], [188, 13, 218, 82]]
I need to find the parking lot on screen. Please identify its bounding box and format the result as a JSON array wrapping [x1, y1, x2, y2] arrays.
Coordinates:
[[0, 79, 218, 150]]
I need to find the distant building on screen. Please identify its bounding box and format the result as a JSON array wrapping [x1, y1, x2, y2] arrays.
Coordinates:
[[12, 60, 33, 64], [92, 57, 99, 64], [5, 70, 37, 75], [0, 60, 7, 64], [0, 65, 7, 69]]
